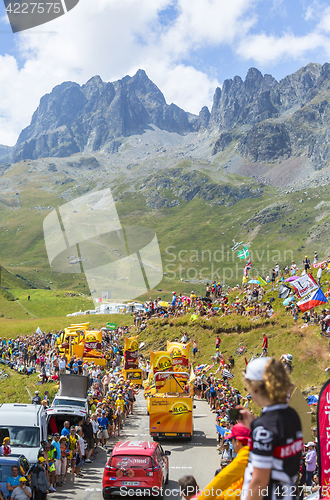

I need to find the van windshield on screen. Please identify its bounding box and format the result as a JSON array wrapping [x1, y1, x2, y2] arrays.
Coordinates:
[[52, 399, 86, 408], [0, 426, 40, 447]]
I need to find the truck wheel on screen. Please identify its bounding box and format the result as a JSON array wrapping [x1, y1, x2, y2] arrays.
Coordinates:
[[103, 491, 111, 499], [153, 436, 159, 442]]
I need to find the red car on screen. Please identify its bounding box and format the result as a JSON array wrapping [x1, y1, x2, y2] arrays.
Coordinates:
[[103, 441, 171, 499]]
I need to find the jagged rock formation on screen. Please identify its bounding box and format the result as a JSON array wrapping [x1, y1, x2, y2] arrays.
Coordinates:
[[12, 70, 200, 162], [10, 62, 330, 173]]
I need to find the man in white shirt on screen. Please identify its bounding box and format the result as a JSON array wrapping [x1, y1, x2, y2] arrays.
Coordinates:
[[317, 265, 323, 286], [58, 357, 66, 374]]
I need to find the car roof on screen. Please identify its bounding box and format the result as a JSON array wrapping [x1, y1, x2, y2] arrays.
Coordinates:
[[0, 455, 23, 464], [112, 441, 157, 456]]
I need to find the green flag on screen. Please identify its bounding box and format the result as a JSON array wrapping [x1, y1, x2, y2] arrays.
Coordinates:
[[237, 246, 249, 259], [106, 322, 117, 330], [257, 276, 267, 285]]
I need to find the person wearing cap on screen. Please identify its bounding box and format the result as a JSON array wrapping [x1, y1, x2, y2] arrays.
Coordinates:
[[305, 442, 317, 486], [97, 411, 109, 448], [0, 436, 11, 456], [11, 478, 32, 500], [51, 433, 62, 487], [7, 465, 21, 499], [240, 357, 302, 500], [199, 424, 250, 500], [31, 391, 41, 405], [31, 457, 49, 500], [219, 441, 233, 470], [68, 425, 80, 482]]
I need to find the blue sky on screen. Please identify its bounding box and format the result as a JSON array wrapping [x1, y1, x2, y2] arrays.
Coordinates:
[[1, 0, 330, 145]]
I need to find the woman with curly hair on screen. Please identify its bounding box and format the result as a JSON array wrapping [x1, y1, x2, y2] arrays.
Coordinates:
[[240, 357, 302, 500]]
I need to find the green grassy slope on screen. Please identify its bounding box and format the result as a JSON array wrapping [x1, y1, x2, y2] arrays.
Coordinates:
[[0, 160, 329, 296]]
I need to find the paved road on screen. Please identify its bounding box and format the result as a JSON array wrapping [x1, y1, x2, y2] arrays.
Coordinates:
[[55, 394, 220, 500]]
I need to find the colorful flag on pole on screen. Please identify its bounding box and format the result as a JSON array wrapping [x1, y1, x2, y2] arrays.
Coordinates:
[[257, 276, 267, 286], [237, 246, 249, 259], [292, 273, 318, 299], [297, 287, 328, 312]]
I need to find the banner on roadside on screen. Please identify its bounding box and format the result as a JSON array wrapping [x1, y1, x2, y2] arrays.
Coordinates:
[[317, 379, 330, 498]]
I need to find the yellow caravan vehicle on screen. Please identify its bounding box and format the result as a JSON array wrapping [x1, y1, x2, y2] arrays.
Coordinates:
[[148, 371, 194, 441], [124, 368, 143, 386]]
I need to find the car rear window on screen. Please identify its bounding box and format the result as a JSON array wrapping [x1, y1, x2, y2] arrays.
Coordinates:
[[0, 464, 16, 482], [110, 456, 152, 469]]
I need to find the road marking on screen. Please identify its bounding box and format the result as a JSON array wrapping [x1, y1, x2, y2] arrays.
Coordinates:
[[194, 414, 208, 417], [170, 466, 192, 469]]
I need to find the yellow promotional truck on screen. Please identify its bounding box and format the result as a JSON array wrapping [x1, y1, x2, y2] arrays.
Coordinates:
[[124, 368, 143, 386], [148, 371, 194, 441]]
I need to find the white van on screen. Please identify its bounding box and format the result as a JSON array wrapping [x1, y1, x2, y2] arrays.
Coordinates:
[[0, 404, 47, 464], [46, 374, 89, 435]]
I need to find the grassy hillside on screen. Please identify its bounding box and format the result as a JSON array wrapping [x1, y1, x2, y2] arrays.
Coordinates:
[[0, 159, 329, 296]]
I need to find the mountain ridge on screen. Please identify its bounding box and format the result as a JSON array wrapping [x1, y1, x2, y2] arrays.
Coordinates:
[[3, 61, 330, 189]]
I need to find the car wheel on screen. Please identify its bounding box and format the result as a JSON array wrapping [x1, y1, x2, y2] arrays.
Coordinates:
[[103, 491, 111, 499], [165, 470, 169, 484]]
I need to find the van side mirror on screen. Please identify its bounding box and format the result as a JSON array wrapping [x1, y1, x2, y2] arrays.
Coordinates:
[[193, 405, 196, 409], [164, 450, 171, 456]]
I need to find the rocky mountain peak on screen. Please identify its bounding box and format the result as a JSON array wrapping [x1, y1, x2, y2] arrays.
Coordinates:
[[12, 70, 196, 162]]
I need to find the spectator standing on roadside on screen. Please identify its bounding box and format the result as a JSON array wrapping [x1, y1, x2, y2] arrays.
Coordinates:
[[31, 457, 49, 500], [51, 434, 62, 487], [82, 417, 94, 463], [314, 251, 318, 265], [58, 357, 66, 374], [59, 436, 68, 483], [305, 442, 317, 486], [317, 265, 323, 287]]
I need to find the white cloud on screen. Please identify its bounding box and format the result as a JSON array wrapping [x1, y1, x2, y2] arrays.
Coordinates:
[[237, 31, 330, 65], [236, 5, 330, 66], [0, 0, 257, 145]]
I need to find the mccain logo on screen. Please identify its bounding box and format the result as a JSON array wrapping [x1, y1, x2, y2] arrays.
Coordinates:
[[4, 0, 79, 34], [169, 402, 191, 416], [156, 357, 172, 371]]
